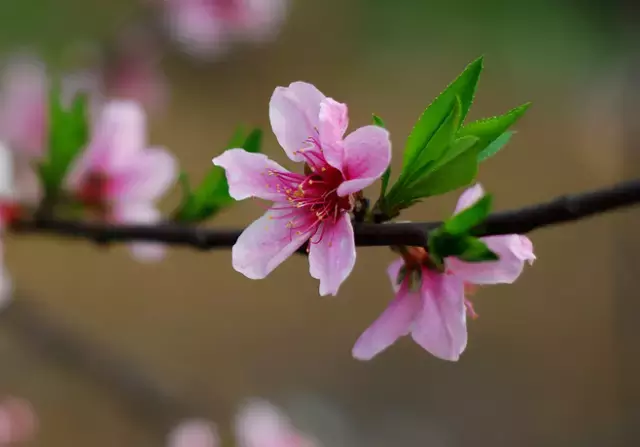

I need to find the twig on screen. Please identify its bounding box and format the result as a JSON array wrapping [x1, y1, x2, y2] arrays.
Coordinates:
[[9, 179, 640, 249]]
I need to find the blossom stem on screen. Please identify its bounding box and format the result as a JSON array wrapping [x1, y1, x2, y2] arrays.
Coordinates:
[[9, 179, 640, 249]]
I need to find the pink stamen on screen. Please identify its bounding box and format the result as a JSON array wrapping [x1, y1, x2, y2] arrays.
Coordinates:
[[264, 139, 352, 245], [465, 299, 479, 319]]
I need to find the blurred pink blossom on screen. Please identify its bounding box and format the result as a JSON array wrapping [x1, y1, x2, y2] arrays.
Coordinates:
[[164, 0, 289, 58], [66, 100, 177, 261], [0, 55, 48, 158], [353, 184, 536, 362], [235, 399, 318, 447], [0, 397, 38, 445], [0, 54, 101, 205], [213, 81, 391, 296], [0, 143, 21, 309], [100, 27, 168, 113], [167, 419, 219, 447]]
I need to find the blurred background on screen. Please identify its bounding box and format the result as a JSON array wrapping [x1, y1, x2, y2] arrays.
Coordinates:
[[0, 0, 639, 445]]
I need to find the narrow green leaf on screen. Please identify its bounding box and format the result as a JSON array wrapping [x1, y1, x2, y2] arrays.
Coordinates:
[[227, 125, 247, 149], [411, 95, 462, 173], [372, 114, 385, 127], [387, 97, 462, 203], [478, 131, 513, 162], [242, 128, 263, 154], [407, 146, 479, 199], [402, 56, 483, 170], [379, 167, 391, 200], [39, 86, 89, 196], [459, 102, 530, 159], [444, 194, 492, 235], [428, 229, 498, 263], [456, 237, 499, 262], [174, 128, 263, 222], [426, 135, 478, 175]]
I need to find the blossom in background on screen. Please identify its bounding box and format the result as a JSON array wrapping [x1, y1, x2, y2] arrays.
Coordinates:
[[99, 26, 168, 113], [352, 184, 535, 361], [0, 143, 21, 311], [0, 55, 48, 158], [213, 82, 391, 296], [168, 399, 317, 447], [235, 399, 318, 447], [0, 397, 38, 446], [66, 100, 178, 261], [168, 419, 219, 447], [164, 0, 289, 58], [0, 54, 104, 205]]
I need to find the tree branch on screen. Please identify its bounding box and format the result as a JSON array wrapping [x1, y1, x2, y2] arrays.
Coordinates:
[[9, 179, 640, 249]]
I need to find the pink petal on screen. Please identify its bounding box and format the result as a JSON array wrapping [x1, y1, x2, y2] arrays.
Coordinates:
[[110, 146, 178, 202], [167, 419, 219, 447], [112, 203, 167, 262], [0, 54, 48, 157], [336, 125, 391, 197], [308, 213, 356, 296], [269, 82, 325, 162], [95, 100, 147, 168], [66, 100, 148, 190], [318, 98, 348, 171], [235, 399, 314, 447], [387, 258, 405, 293], [453, 183, 485, 214], [232, 208, 310, 279], [0, 397, 38, 445], [352, 283, 421, 361], [0, 257, 12, 313], [212, 149, 291, 201], [410, 270, 467, 361], [235, 0, 289, 42], [166, 0, 228, 57], [447, 235, 535, 284]]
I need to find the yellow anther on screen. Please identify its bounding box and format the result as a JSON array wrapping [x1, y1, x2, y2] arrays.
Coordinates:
[[321, 167, 326, 172]]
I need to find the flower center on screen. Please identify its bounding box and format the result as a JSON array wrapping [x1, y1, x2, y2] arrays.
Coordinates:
[[78, 171, 109, 208], [267, 140, 352, 244]]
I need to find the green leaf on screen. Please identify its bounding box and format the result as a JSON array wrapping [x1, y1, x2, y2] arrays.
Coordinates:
[[407, 95, 462, 177], [427, 229, 498, 264], [174, 128, 263, 222], [444, 194, 492, 235], [407, 145, 479, 199], [372, 114, 385, 127], [456, 237, 499, 262], [39, 86, 89, 196], [478, 131, 513, 162], [425, 135, 478, 175], [458, 102, 530, 159], [402, 56, 483, 170], [379, 167, 391, 200]]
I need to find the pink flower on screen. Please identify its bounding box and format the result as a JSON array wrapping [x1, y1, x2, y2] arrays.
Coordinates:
[[0, 143, 20, 310], [66, 100, 177, 261], [235, 399, 318, 447], [167, 419, 219, 447], [0, 54, 102, 204], [0, 54, 48, 158], [213, 82, 392, 296], [99, 27, 168, 113], [164, 0, 289, 58], [352, 184, 535, 361], [0, 397, 38, 446]]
